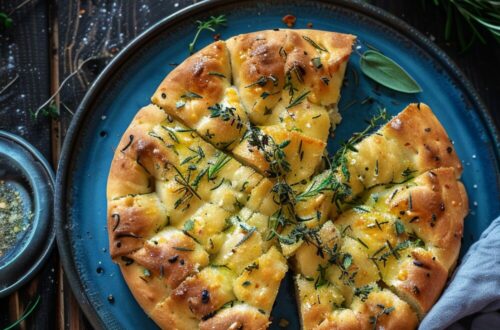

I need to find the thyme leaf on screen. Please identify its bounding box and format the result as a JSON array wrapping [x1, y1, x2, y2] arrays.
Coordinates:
[[188, 15, 227, 53]]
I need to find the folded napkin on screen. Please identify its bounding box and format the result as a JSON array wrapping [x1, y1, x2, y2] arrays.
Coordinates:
[[420, 216, 500, 330]]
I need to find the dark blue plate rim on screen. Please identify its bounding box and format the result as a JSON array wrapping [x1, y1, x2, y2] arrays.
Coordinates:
[[0, 130, 55, 297], [55, 0, 500, 328]]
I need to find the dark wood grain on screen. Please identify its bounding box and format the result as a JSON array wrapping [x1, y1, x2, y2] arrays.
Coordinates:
[[0, 0, 56, 329], [0, 0, 498, 329]]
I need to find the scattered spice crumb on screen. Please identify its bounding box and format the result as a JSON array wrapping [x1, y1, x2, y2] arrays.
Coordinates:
[[282, 14, 296, 28], [107, 294, 115, 303], [213, 33, 221, 41], [307, 22, 313, 28]]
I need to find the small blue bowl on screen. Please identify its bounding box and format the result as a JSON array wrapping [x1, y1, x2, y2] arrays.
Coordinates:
[[0, 131, 55, 297]]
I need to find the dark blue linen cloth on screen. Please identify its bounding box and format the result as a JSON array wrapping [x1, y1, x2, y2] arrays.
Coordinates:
[[420, 216, 500, 330]]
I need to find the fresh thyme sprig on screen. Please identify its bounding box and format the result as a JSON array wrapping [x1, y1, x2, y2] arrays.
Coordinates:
[[207, 152, 231, 180], [208, 103, 244, 131], [188, 15, 227, 54], [427, 0, 500, 51], [246, 126, 291, 178]]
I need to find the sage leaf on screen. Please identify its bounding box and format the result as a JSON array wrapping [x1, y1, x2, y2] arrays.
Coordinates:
[[360, 50, 422, 94]]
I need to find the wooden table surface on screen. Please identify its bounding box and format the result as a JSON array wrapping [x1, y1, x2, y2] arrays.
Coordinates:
[[0, 0, 498, 329]]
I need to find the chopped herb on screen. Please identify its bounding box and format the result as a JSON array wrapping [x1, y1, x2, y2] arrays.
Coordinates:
[[173, 246, 194, 252], [161, 125, 180, 143], [242, 281, 252, 287], [183, 219, 195, 232], [353, 206, 370, 213], [369, 305, 395, 330], [357, 237, 369, 249], [312, 57, 323, 69], [245, 262, 259, 272], [314, 264, 330, 289], [245, 75, 279, 88], [321, 77, 330, 85], [235, 226, 256, 247], [208, 71, 226, 78], [208, 153, 231, 180], [354, 285, 373, 301], [302, 35, 328, 52], [120, 135, 134, 153], [260, 91, 280, 99], [395, 219, 405, 236], [176, 100, 186, 109], [181, 91, 203, 99], [286, 90, 310, 109], [342, 253, 353, 270], [181, 146, 205, 165]]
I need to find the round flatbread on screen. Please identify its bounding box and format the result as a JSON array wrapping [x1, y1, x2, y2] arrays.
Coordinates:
[[107, 29, 468, 330]]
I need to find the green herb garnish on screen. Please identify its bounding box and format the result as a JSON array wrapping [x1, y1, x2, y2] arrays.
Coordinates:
[[188, 15, 227, 53], [360, 50, 422, 94], [302, 35, 328, 52], [208, 152, 231, 180]]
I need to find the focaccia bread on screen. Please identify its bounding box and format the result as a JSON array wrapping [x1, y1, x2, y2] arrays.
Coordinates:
[[107, 28, 468, 330]]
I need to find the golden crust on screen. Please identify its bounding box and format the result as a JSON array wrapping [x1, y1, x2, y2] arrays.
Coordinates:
[[151, 41, 230, 125], [119, 263, 171, 313], [226, 29, 355, 124], [389, 167, 468, 271], [339, 103, 463, 212], [108, 193, 167, 258], [107, 28, 468, 330], [385, 248, 448, 318], [168, 266, 236, 319], [315, 309, 363, 330], [351, 290, 419, 330], [233, 125, 326, 184], [130, 229, 209, 289], [233, 246, 288, 312], [199, 304, 270, 330]]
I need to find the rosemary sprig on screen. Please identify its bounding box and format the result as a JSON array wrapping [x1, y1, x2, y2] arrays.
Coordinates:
[[188, 15, 227, 53], [428, 0, 500, 51], [207, 152, 231, 180], [181, 146, 205, 165]]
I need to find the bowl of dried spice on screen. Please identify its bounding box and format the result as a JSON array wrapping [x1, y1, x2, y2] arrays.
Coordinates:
[[0, 130, 54, 297]]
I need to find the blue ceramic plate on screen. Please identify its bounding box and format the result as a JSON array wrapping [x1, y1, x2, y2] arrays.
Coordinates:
[[55, 0, 500, 329]]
